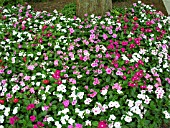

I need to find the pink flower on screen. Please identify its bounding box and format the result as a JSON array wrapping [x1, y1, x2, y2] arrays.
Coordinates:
[[112, 34, 117, 38], [106, 68, 112, 74], [63, 100, 70, 108], [76, 123, 83, 128], [7, 70, 12, 74], [93, 78, 100, 85], [69, 28, 74, 34], [43, 106, 49, 111], [165, 78, 170, 84], [116, 70, 123, 76], [30, 115, 36, 122], [54, 60, 59, 66], [112, 83, 122, 90], [24, 76, 31, 81], [102, 34, 108, 40], [30, 87, 35, 93], [68, 125, 74, 128]]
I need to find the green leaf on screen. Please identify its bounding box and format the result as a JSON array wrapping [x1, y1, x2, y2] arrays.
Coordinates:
[[106, 76, 111, 83], [92, 121, 98, 126]]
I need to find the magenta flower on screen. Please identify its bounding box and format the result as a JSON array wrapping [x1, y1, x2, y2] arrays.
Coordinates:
[[9, 116, 19, 125], [38, 38, 43, 43], [98, 121, 108, 128], [37, 121, 44, 127], [76, 123, 83, 128], [122, 41, 128, 46], [26, 104, 35, 110], [30, 115, 36, 122], [62, 100, 70, 108], [52, 70, 61, 80], [33, 124, 38, 128], [9, 117, 15, 125], [68, 125, 74, 128]]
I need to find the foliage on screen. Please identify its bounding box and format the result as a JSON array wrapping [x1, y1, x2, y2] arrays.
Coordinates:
[[0, 1, 170, 128], [61, 2, 76, 18]]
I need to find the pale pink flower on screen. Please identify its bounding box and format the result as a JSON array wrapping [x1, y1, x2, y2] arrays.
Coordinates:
[[27, 65, 35, 70], [54, 60, 58, 66], [30, 88, 35, 93]]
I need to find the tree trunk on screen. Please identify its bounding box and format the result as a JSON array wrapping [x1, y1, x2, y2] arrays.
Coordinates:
[[76, 0, 112, 18]]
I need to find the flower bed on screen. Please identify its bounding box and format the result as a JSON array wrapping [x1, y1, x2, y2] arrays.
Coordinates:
[[0, 1, 170, 128]]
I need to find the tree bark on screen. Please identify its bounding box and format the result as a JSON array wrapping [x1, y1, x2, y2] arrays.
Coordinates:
[[76, 0, 112, 18]]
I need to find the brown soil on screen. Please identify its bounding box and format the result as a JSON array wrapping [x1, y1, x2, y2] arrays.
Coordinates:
[[28, 0, 168, 16]]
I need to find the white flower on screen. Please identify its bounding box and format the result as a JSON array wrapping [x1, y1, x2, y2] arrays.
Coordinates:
[[137, 94, 145, 100], [101, 89, 108, 95], [85, 120, 91, 126], [55, 121, 62, 128], [62, 79, 66, 83], [42, 94, 46, 100], [109, 114, 116, 121], [31, 76, 36, 80], [60, 118, 66, 124], [0, 115, 4, 123], [113, 101, 120, 108], [117, 90, 123, 94], [127, 99, 134, 107], [68, 118, 75, 125], [78, 111, 84, 119], [108, 101, 114, 108], [84, 98, 92, 105], [62, 108, 69, 114], [0, 104, 5, 110], [63, 115, 69, 120], [0, 125, 4, 128], [4, 107, 10, 116], [121, 54, 129, 61], [124, 115, 132, 123], [36, 82, 40, 86], [71, 86, 77, 90], [47, 117, 54, 123], [92, 107, 101, 115], [56, 94, 63, 102], [37, 52, 41, 56], [12, 107, 18, 114], [77, 92, 84, 99], [114, 122, 121, 128], [85, 109, 91, 114]]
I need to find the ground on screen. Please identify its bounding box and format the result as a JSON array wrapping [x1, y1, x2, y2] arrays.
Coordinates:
[[28, 0, 168, 16]]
